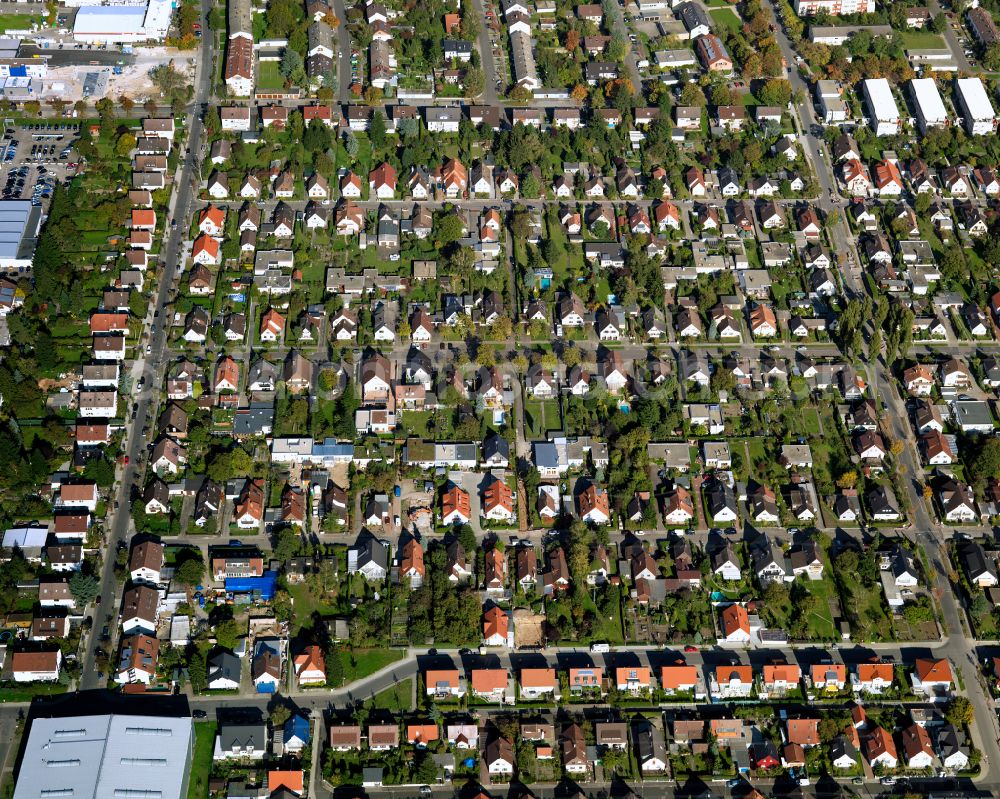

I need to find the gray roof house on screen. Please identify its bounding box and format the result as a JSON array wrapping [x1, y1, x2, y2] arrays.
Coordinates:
[[347, 531, 389, 581], [208, 649, 242, 690], [215, 720, 268, 760]]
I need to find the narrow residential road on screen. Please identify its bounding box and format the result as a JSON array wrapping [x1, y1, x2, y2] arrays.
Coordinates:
[[761, 0, 830, 195], [467, 0, 500, 104], [927, 0, 972, 71], [331, 0, 353, 104], [603, 0, 641, 89], [761, 0, 867, 293], [78, 0, 215, 690], [865, 364, 1000, 783]]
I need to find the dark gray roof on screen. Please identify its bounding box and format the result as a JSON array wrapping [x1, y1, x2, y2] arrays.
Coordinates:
[[196, 480, 224, 521], [233, 404, 275, 436], [352, 530, 388, 570], [677, 1, 711, 31], [706, 481, 737, 516], [309, 21, 334, 51], [483, 433, 510, 462], [219, 721, 267, 752], [711, 541, 739, 570], [209, 649, 241, 683], [957, 539, 996, 582]]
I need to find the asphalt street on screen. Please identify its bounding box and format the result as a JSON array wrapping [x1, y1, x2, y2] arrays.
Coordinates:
[[468, 0, 500, 104], [333, 0, 353, 104], [78, 0, 215, 690], [927, 0, 972, 72]]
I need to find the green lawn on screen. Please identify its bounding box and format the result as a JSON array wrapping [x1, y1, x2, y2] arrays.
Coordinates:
[[187, 722, 217, 799], [745, 437, 768, 479], [370, 678, 412, 711], [800, 407, 822, 437], [0, 14, 41, 33], [0, 682, 68, 703], [400, 409, 455, 439], [256, 60, 285, 91], [286, 582, 338, 633], [708, 7, 741, 33], [801, 573, 838, 640], [591, 589, 625, 644], [524, 399, 559, 438], [898, 30, 946, 49], [342, 648, 406, 682], [837, 573, 890, 641]]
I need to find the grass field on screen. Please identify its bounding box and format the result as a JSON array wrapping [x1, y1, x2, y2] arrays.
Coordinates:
[[0, 682, 68, 703], [342, 648, 405, 682], [800, 406, 822, 436], [898, 30, 946, 49], [593, 592, 625, 643], [187, 722, 217, 799], [256, 60, 285, 91], [400, 409, 455, 439], [801, 572, 839, 640], [709, 7, 741, 33], [0, 14, 41, 33], [370, 678, 412, 711], [524, 399, 558, 438], [838, 575, 890, 641], [286, 582, 338, 634]]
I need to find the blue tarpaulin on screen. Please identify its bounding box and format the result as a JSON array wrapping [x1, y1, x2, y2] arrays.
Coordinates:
[[225, 570, 278, 600]]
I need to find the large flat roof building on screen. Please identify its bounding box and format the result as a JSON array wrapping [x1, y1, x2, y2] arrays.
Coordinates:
[[0, 200, 40, 273], [955, 77, 996, 135], [909, 78, 948, 132], [808, 25, 892, 45], [862, 78, 900, 136], [795, 0, 874, 16], [14, 713, 194, 799], [73, 0, 171, 44]]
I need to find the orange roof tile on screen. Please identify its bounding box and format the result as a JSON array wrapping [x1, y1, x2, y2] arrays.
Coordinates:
[[914, 657, 953, 684], [520, 667, 556, 688], [763, 663, 801, 685], [857, 662, 894, 683], [199, 205, 225, 229], [721, 603, 749, 636], [483, 606, 508, 640], [660, 664, 697, 690], [131, 209, 156, 228], [471, 667, 508, 693], [268, 772, 304, 794], [786, 718, 820, 746], [425, 668, 460, 689], [715, 664, 752, 684]]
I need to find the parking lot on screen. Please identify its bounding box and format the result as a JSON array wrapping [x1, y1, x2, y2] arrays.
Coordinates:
[[482, 0, 508, 90], [0, 124, 79, 205]]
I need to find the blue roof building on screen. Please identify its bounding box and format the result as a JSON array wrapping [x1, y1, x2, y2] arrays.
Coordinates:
[[225, 570, 278, 600], [283, 714, 311, 753]]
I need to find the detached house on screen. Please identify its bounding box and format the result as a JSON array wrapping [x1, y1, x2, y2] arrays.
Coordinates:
[[520, 668, 558, 699], [911, 657, 954, 700], [720, 603, 750, 643], [852, 661, 894, 695], [864, 727, 898, 769]]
